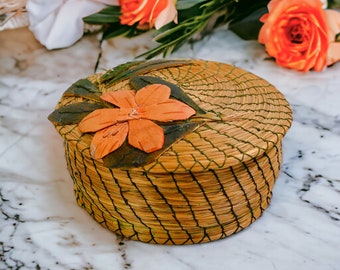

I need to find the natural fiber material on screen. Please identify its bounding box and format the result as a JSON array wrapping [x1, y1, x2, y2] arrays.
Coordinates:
[[50, 60, 292, 245]]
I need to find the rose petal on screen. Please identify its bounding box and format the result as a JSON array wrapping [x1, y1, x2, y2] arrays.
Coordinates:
[[324, 9, 340, 66], [136, 0, 168, 27], [324, 9, 340, 42], [90, 122, 129, 159], [78, 108, 128, 132], [140, 99, 196, 122], [119, 0, 149, 26], [327, 42, 340, 66], [128, 119, 164, 153], [101, 90, 137, 108], [154, 0, 178, 29], [135, 84, 171, 107]]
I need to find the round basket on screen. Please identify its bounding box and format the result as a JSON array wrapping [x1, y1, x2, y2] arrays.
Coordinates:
[[49, 59, 292, 245]]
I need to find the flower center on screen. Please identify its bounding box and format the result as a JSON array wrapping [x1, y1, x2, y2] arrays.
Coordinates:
[[289, 25, 304, 44], [129, 107, 140, 119], [286, 18, 309, 44]]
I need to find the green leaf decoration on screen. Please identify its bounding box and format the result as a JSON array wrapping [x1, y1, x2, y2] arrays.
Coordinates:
[[103, 121, 201, 168], [130, 75, 206, 115], [48, 102, 106, 125], [100, 61, 144, 84], [63, 79, 103, 103], [100, 59, 193, 85]]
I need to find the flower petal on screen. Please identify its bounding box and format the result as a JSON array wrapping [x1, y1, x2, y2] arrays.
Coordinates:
[[101, 90, 137, 108], [128, 119, 164, 153], [140, 99, 196, 122], [325, 9, 340, 66], [78, 108, 124, 132], [135, 84, 171, 107], [154, 0, 178, 30], [327, 42, 340, 66], [90, 122, 129, 159]]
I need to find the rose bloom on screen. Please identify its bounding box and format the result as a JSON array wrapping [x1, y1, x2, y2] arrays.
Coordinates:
[[119, 0, 178, 30], [258, 0, 329, 71]]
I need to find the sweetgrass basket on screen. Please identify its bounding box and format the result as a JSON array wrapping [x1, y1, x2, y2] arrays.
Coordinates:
[[49, 59, 292, 245]]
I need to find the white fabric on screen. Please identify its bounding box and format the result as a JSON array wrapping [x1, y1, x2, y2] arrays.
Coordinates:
[[26, 0, 111, 49]]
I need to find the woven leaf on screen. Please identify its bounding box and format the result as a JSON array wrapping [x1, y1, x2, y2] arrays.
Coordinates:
[[100, 61, 144, 84], [100, 60, 193, 85], [103, 121, 200, 168], [63, 79, 103, 103], [48, 102, 106, 125], [130, 76, 206, 115]]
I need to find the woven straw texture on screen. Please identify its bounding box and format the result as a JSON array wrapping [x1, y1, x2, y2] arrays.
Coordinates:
[[52, 60, 292, 245]]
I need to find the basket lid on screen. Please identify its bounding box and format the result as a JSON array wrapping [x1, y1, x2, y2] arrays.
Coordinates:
[[49, 60, 292, 173]]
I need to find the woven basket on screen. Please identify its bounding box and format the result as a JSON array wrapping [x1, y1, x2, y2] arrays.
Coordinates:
[[49, 59, 292, 245]]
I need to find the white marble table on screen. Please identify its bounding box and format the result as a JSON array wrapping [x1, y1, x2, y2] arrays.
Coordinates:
[[1, 27, 339, 270]]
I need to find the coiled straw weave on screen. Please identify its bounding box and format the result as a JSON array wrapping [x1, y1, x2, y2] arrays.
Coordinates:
[[52, 60, 292, 245]]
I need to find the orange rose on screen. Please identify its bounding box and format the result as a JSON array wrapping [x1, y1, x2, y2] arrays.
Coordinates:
[[258, 0, 329, 71], [119, 0, 177, 30]]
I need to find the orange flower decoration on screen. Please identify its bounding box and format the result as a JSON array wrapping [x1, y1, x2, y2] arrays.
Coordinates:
[[119, 0, 178, 30], [78, 84, 195, 159], [258, 0, 329, 71]]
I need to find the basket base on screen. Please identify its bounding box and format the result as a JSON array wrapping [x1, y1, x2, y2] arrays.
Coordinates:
[[65, 141, 282, 245]]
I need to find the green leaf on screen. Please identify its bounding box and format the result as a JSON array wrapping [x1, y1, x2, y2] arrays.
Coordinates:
[[176, 0, 209, 10], [84, 14, 120, 24], [103, 121, 201, 168], [101, 22, 146, 40], [48, 102, 106, 125], [230, 0, 269, 22], [84, 6, 147, 39], [229, 7, 267, 40], [63, 79, 103, 103], [336, 32, 340, 42], [100, 60, 192, 85], [83, 6, 121, 24], [130, 76, 206, 115], [153, 22, 196, 43]]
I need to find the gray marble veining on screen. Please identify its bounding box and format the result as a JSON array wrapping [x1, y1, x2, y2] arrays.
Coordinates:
[[1, 27, 339, 270]]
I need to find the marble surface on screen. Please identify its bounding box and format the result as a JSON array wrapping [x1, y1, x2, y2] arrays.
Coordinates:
[[1, 26, 340, 270]]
